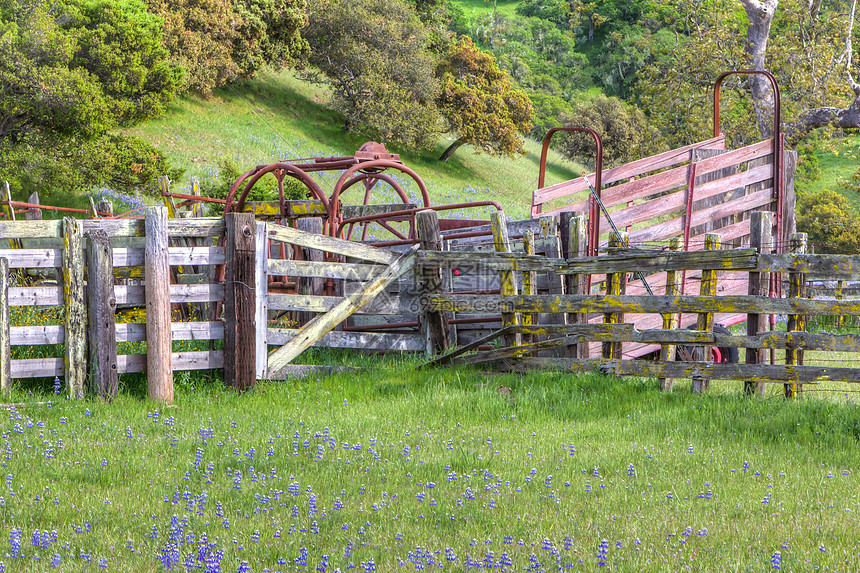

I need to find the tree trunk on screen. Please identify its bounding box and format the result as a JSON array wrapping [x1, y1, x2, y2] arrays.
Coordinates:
[[439, 137, 466, 162], [740, 0, 779, 138]]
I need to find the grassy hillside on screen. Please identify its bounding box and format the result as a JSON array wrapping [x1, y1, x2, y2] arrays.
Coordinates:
[[803, 136, 860, 209], [127, 69, 583, 221]]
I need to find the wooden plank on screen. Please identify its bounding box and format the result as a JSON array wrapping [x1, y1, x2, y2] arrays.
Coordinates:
[[11, 357, 63, 379], [692, 234, 720, 394], [267, 222, 398, 265], [86, 231, 119, 400], [443, 217, 557, 245], [295, 217, 325, 326], [267, 292, 415, 315], [115, 321, 224, 343], [113, 284, 225, 306], [255, 221, 268, 380], [167, 218, 224, 238], [426, 293, 860, 316], [268, 328, 423, 351], [533, 136, 727, 208], [25, 192, 42, 220], [629, 187, 775, 245], [10, 325, 63, 346], [144, 206, 173, 402], [0, 249, 62, 268], [342, 204, 416, 219], [62, 217, 86, 399], [417, 248, 758, 274], [567, 214, 590, 359], [746, 211, 771, 396], [757, 254, 860, 279], [268, 259, 384, 280], [266, 246, 419, 378], [0, 258, 10, 393], [266, 364, 362, 379], [521, 229, 537, 347], [224, 213, 257, 391], [587, 163, 774, 231], [418, 210, 451, 355], [240, 200, 328, 217], [117, 351, 224, 374], [603, 233, 626, 360], [539, 137, 767, 213]]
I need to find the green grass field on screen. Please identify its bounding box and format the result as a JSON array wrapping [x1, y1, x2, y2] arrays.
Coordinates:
[[127, 70, 583, 221], [3, 361, 860, 572], [452, 0, 521, 19]]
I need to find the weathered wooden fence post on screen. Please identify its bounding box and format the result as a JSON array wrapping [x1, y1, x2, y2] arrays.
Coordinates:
[[62, 217, 87, 398], [95, 200, 113, 218], [26, 192, 42, 220], [0, 258, 10, 393], [659, 236, 681, 391], [567, 214, 589, 359], [785, 232, 808, 399], [692, 233, 720, 394], [491, 211, 520, 348], [417, 210, 451, 356], [522, 229, 537, 347], [603, 232, 628, 360], [745, 211, 772, 396], [224, 212, 257, 391], [145, 206, 174, 402], [86, 231, 118, 400]]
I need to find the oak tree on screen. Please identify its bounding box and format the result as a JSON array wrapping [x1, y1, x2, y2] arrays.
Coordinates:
[[304, 0, 440, 149], [437, 36, 533, 162]]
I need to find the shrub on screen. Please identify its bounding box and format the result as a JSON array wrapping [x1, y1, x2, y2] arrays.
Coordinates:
[[796, 189, 860, 254]]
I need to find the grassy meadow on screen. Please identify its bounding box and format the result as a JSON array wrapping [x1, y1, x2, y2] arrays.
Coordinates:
[[4, 358, 860, 572]]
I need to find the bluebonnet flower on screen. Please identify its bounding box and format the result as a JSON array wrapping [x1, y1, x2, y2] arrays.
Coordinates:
[[597, 539, 609, 567], [771, 551, 781, 569]]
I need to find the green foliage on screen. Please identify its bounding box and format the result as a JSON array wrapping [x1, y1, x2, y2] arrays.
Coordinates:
[[437, 36, 533, 160], [145, 0, 240, 94], [0, 0, 183, 142], [797, 189, 860, 254], [145, 0, 308, 95], [304, 0, 441, 150], [0, 0, 182, 200], [527, 92, 573, 140], [471, 14, 587, 97], [0, 133, 183, 202], [560, 95, 664, 167], [637, 0, 856, 146], [796, 139, 823, 185], [230, 0, 309, 78]]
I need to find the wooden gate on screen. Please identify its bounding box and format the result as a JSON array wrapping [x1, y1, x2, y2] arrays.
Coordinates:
[[261, 223, 421, 379]]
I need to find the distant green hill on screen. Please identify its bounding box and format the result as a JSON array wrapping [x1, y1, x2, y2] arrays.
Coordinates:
[[127, 69, 584, 221]]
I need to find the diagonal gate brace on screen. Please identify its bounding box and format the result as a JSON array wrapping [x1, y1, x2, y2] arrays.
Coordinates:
[[266, 245, 419, 379]]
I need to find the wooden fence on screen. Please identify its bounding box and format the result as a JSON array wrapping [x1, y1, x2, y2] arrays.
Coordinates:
[[4, 208, 860, 400], [0, 209, 260, 400], [418, 212, 860, 397]]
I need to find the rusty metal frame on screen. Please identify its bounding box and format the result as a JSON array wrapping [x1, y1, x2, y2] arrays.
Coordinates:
[[713, 69, 783, 256]]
